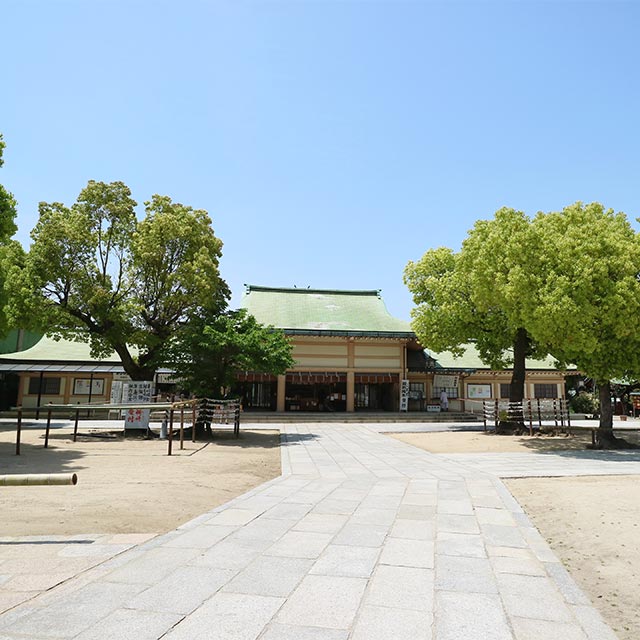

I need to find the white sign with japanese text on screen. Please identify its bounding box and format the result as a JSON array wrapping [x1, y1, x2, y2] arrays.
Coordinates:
[[122, 381, 153, 429], [400, 379, 409, 412]]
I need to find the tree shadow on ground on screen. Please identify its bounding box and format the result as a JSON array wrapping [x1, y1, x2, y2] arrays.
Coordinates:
[[0, 441, 87, 475], [196, 429, 283, 449], [504, 430, 640, 461]]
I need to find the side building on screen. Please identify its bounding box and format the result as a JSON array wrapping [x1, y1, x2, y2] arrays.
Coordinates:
[[0, 336, 174, 409]]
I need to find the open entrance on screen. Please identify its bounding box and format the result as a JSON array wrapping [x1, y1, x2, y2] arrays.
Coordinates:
[[234, 374, 277, 411], [285, 372, 347, 412], [355, 373, 399, 411]]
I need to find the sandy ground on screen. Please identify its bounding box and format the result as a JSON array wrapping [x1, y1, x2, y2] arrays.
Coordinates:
[[391, 429, 598, 453], [508, 475, 640, 640], [392, 429, 640, 640], [0, 421, 281, 536]]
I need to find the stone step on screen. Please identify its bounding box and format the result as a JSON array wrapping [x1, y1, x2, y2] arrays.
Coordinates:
[[240, 411, 481, 423]]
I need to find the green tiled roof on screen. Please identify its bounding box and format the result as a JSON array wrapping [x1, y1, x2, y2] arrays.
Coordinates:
[[429, 344, 565, 371], [0, 329, 43, 354], [241, 286, 413, 336], [0, 335, 121, 363]]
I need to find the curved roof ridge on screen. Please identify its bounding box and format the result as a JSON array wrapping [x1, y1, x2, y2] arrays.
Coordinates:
[[245, 285, 381, 297]]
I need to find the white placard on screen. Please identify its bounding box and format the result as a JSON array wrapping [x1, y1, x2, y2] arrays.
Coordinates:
[[400, 379, 409, 412], [433, 374, 459, 389], [110, 380, 124, 404], [124, 407, 151, 429], [467, 383, 492, 399], [122, 381, 153, 429]]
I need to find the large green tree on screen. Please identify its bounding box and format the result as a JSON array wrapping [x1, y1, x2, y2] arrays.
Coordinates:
[[169, 308, 294, 398], [10, 180, 229, 380], [526, 202, 640, 447], [0, 135, 18, 242], [405, 208, 547, 427], [0, 135, 24, 337]]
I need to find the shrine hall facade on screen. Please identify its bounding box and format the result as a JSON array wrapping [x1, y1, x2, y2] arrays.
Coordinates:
[[236, 285, 567, 413]]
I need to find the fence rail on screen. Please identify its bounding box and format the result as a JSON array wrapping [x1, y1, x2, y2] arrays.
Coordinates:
[[478, 398, 571, 434], [12, 397, 242, 457]]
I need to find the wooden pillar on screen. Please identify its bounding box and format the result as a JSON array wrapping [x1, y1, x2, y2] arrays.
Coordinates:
[[63, 375, 71, 404], [35, 371, 44, 419], [276, 374, 286, 412], [17, 374, 25, 408], [346, 371, 355, 412]]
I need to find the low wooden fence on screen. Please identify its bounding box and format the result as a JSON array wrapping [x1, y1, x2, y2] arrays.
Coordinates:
[[11, 397, 242, 457], [480, 398, 571, 434]]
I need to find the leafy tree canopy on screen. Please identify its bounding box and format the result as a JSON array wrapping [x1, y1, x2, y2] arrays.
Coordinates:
[[525, 202, 640, 437], [527, 202, 640, 381], [405, 208, 547, 419], [0, 134, 18, 242], [10, 180, 229, 380], [0, 134, 23, 338], [169, 308, 294, 398]]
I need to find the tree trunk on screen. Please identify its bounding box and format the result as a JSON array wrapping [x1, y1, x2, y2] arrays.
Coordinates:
[[113, 343, 156, 381], [498, 327, 528, 432], [595, 381, 636, 449]]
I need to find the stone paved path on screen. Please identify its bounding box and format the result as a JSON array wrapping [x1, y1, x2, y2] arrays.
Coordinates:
[[0, 423, 622, 639]]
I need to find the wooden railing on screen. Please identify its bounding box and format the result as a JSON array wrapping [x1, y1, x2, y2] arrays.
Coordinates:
[[12, 397, 242, 457]]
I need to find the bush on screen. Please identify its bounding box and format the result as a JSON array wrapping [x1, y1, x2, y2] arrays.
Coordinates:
[[570, 392, 597, 415]]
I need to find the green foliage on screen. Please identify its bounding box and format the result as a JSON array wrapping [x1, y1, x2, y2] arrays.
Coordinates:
[[0, 134, 21, 338], [9, 180, 229, 379], [169, 308, 294, 397], [526, 202, 640, 384], [0, 134, 18, 242], [570, 391, 597, 415], [405, 208, 546, 388]]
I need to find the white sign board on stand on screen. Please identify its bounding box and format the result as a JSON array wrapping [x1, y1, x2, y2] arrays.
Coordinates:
[[400, 379, 409, 412], [122, 381, 153, 429]]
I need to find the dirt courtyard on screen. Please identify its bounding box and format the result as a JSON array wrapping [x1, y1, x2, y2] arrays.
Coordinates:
[[0, 420, 281, 537], [392, 429, 640, 640]]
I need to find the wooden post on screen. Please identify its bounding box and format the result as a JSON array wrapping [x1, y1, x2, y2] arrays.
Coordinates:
[[167, 409, 174, 456], [483, 400, 487, 432], [180, 406, 185, 450], [234, 403, 240, 438], [44, 408, 52, 448], [528, 399, 533, 436], [191, 402, 197, 443], [35, 371, 44, 420], [553, 399, 558, 432], [15, 408, 22, 456], [86, 372, 94, 418], [494, 399, 499, 429], [73, 408, 80, 442], [537, 398, 542, 428]]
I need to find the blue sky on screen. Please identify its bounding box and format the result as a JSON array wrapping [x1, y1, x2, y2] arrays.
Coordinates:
[[3, 1, 640, 320]]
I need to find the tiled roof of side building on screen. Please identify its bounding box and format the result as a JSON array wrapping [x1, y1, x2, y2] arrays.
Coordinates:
[[0, 335, 122, 363], [428, 345, 571, 371], [0, 329, 43, 354], [241, 285, 414, 336]]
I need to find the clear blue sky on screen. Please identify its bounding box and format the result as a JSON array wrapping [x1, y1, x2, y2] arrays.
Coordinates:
[[3, 1, 640, 321]]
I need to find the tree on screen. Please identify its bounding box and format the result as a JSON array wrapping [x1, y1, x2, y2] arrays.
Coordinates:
[[169, 308, 294, 398], [525, 202, 640, 447], [405, 208, 548, 429], [0, 134, 24, 338], [10, 180, 229, 380], [0, 135, 18, 242]]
